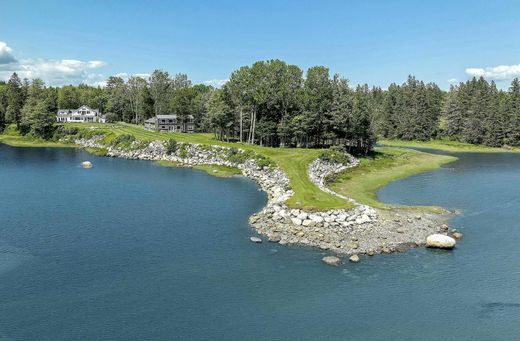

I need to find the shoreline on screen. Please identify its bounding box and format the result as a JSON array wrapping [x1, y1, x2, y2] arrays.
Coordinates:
[[73, 135, 456, 258], [0, 133, 458, 259]]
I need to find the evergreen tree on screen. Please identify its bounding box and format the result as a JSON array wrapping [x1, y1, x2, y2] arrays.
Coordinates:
[[6, 73, 24, 127]]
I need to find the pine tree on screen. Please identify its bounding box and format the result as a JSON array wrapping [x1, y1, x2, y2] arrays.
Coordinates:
[[6, 73, 24, 127]]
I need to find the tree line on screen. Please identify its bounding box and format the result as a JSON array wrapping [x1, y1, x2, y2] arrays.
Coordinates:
[[1, 59, 519, 153]]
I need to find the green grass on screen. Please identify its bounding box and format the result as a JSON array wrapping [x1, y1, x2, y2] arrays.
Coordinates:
[[379, 138, 520, 153], [0, 134, 74, 148], [329, 147, 457, 211], [155, 160, 241, 178], [192, 164, 242, 177], [85, 147, 108, 156]]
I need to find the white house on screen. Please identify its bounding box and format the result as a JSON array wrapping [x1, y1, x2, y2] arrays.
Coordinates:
[[56, 105, 106, 123]]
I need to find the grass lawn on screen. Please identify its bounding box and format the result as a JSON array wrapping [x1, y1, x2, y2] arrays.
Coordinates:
[[379, 138, 520, 153], [328, 147, 457, 211], [156, 160, 241, 178], [0, 134, 74, 148]]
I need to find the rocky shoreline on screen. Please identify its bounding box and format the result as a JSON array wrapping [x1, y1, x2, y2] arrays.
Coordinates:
[[75, 135, 456, 260]]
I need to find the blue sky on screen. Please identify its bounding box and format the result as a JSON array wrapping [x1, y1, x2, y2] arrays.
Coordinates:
[[1, 0, 519, 88]]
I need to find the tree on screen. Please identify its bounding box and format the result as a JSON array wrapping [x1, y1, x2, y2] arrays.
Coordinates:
[[105, 76, 128, 122], [6, 73, 24, 127], [20, 79, 56, 138], [206, 89, 234, 141], [125, 76, 148, 123], [149, 70, 171, 116], [58, 85, 80, 109]]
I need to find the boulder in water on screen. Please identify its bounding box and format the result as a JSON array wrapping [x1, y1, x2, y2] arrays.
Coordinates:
[[250, 236, 262, 243], [81, 161, 93, 169], [322, 256, 341, 267], [426, 234, 456, 249], [451, 232, 463, 240], [349, 254, 360, 263]]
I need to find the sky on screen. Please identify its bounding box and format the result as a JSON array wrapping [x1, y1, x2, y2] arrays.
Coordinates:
[[1, 0, 519, 89]]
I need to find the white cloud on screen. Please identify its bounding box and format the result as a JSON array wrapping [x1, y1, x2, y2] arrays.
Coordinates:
[[112, 72, 150, 80], [466, 64, 520, 81], [0, 41, 108, 86], [448, 78, 458, 85], [0, 41, 17, 64], [203, 79, 229, 87]]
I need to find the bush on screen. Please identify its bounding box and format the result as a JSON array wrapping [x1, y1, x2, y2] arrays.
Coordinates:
[[52, 126, 79, 141], [319, 146, 350, 165], [166, 139, 178, 155], [178, 143, 188, 158], [110, 134, 136, 149]]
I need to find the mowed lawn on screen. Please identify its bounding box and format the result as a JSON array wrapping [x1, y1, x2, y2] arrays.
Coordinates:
[[329, 147, 457, 210], [64, 123, 352, 211], [379, 138, 520, 153]]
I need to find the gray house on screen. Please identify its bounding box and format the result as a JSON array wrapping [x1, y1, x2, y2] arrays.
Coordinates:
[[144, 115, 194, 133]]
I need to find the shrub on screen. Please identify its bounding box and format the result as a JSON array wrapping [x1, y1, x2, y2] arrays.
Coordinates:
[[52, 126, 79, 141], [178, 143, 188, 158], [110, 134, 136, 149], [166, 139, 178, 155], [319, 146, 350, 165]]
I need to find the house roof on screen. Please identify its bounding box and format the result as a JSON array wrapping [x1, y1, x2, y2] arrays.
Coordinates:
[[56, 106, 100, 115], [156, 114, 194, 119]]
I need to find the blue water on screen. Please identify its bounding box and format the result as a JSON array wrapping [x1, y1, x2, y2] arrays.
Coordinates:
[[1, 144, 520, 340]]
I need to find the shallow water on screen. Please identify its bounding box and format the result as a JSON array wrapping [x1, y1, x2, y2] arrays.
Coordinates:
[[0, 144, 519, 340]]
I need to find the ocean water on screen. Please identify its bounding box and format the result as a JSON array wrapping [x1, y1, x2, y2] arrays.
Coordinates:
[[0, 144, 519, 340]]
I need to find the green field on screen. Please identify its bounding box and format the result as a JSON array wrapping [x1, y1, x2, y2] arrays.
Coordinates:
[[380, 138, 520, 153], [0, 123, 462, 212], [156, 160, 241, 178], [0, 134, 74, 148], [329, 147, 457, 210]]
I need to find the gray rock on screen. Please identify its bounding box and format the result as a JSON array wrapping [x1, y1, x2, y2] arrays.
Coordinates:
[[426, 234, 456, 249], [322, 256, 342, 267], [349, 254, 360, 263], [250, 236, 262, 243]]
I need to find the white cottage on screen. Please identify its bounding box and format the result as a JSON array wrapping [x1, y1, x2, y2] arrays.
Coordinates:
[[56, 105, 105, 123]]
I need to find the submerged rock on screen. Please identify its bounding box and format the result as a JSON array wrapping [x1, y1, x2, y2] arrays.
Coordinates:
[[322, 256, 342, 267], [426, 234, 456, 249], [451, 232, 463, 240], [81, 161, 93, 168], [250, 236, 262, 243]]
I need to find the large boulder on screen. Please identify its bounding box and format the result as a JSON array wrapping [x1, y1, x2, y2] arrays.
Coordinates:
[[322, 256, 342, 267], [250, 236, 262, 243], [349, 254, 360, 263], [81, 161, 93, 169], [426, 234, 456, 249]]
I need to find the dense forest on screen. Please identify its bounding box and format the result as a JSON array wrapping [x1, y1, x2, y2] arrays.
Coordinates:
[[1, 59, 519, 154]]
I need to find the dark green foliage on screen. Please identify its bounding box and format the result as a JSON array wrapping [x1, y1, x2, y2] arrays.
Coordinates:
[[443, 77, 520, 147], [6, 73, 24, 127], [165, 138, 178, 155], [110, 134, 136, 149], [52, 126, 79, 141], [320, 146, 350, 165], [376, 76, 442, 141]]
